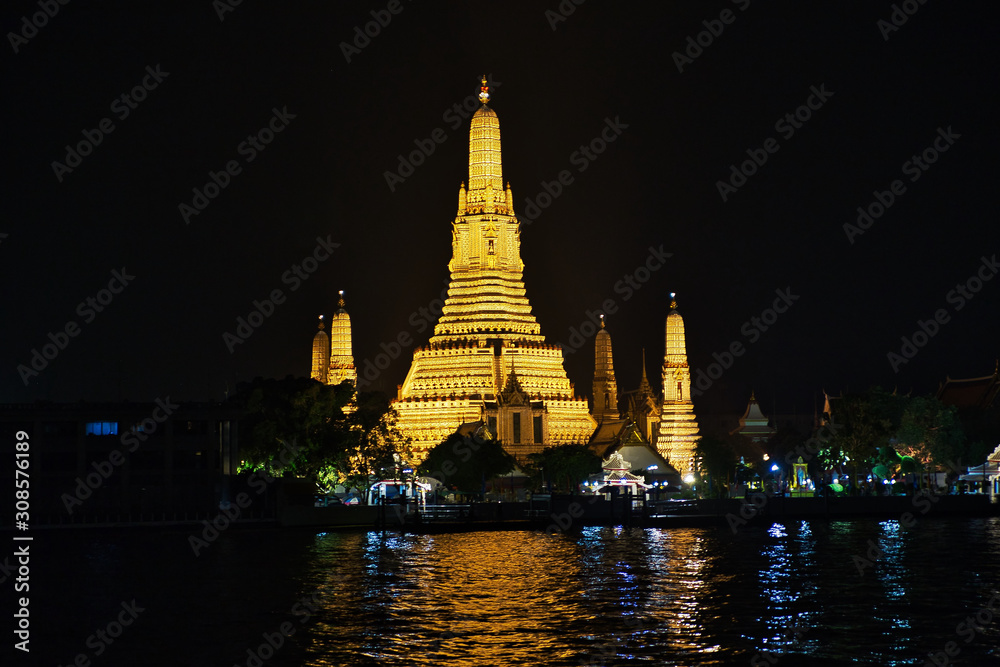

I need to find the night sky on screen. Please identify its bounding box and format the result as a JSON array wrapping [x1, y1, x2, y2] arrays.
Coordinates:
[[4, 1, 998, 423]]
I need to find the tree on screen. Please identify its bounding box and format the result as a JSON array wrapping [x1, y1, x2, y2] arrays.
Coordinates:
[[234, 377, 410, 502], [526, 444, 602, 493], [418, 427, 516, 499], [896, 395, 967, 482], [827, 388, 900, 490], [694, 435, 737, 497], [333, 391, 411, 502], [236, 376, 354, 482]]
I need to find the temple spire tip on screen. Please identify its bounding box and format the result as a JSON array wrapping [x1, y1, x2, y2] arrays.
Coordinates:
[[478, 75, 490, 104]]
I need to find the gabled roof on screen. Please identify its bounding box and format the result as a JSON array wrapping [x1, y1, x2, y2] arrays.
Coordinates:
[[730, 392, 776, 438], [587, 419, 677, 475], [937, 364, 1000, 409]]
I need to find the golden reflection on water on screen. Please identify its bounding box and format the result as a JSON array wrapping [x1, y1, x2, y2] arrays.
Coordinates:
[[295, 529, 730, 666], [285, 520, 1000, 666]]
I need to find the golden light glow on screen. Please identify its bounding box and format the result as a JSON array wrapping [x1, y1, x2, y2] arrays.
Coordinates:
[[393, 86, 595, 461], [592, 320, 618, 421], [328, 291, 358, 386], [656, 295, 700, 477], [311, 316, 330, 382]]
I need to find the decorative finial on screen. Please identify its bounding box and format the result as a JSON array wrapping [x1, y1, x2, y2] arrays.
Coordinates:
[[750, 389, 756, 402], [670, 292, 677, 309], [600, 314, 605, 328], [338, 290, 345, 309], [317, 314, 325, 331], [479, 75, 490, 104]]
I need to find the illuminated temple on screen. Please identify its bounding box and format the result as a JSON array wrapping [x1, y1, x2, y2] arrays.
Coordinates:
[[306, 79, 702, 481], [311, 290, 358, 386], [654, 295, 700, 478], [392, 78, 596, 462]]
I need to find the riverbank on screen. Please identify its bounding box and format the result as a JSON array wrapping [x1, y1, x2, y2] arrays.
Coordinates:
[[4, 493, 996, 532]]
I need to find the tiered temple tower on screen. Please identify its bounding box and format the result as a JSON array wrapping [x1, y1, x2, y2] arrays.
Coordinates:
[[592, 316, 619, 423], [393, 78, 595, 462], [310, 290, 357, 387], [731, 391, 775, 443], [655, 293, 700, 477], [311, 317, 330, 382], [328, 291, 357, 386]]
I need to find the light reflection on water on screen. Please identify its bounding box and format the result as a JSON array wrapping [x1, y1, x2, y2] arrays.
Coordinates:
[[30, 518, 1000, 666]]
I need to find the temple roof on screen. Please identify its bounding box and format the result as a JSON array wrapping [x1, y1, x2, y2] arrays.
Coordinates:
[[731, 392, 776, 438], [937, 364, 999, 409], [587, 420, 677, 476]]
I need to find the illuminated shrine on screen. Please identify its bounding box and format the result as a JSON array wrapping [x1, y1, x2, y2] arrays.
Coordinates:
[[311, 290, 358, 387], [391, 78, 596, 462], [655, 294, 700, 478]]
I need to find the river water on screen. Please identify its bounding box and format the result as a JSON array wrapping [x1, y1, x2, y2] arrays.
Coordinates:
[[27, 518, 1000, 666]]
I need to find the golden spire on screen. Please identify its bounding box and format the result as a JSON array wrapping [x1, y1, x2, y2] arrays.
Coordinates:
[[311, 315, 330, 382], [467, 75, 503, 206], [479, 74, 490, 104], [328, 289, 356, 386], [593, 315, 617, 420], [665, 294, 687, 367]]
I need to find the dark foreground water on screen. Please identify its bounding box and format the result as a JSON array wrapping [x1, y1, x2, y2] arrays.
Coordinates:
[[19, 518, 1000, 666]]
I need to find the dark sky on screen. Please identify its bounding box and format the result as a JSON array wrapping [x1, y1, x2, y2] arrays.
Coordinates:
[[4, 1, 998, 421]]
